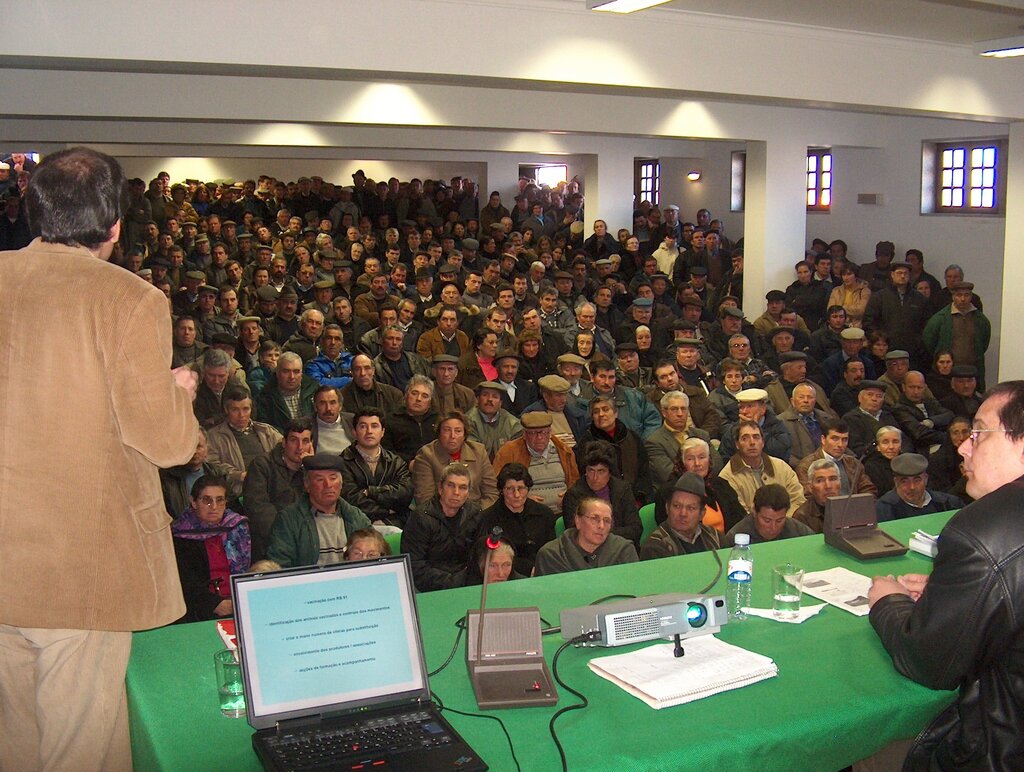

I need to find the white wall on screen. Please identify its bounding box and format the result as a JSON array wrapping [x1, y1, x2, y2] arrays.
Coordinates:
[[118, 157, 488, 192], [802, 122, 1007, 379], [658, 142, 747, 236], [5, 0, 1024, 121], [1, 0, 1016, 376]]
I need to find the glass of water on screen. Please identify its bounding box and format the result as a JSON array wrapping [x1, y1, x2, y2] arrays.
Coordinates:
[[772, 563, 804, 621], [214, 649, 246, 718]]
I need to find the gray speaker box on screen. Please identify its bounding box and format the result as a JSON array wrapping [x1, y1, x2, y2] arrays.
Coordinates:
[[465, 607, 558, 710]]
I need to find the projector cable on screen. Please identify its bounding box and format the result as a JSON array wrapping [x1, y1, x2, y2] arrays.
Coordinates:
[[427, 614, 467, 677], [548, 630, 601, 772], [696, 542, 725, 595], [431, 689, 521, 772]]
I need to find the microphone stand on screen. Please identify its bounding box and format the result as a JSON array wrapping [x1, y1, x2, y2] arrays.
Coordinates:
[[474, 527, 504, 668]]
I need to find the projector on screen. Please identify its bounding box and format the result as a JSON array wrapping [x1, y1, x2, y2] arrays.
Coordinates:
[[560, 593, 727, 647]]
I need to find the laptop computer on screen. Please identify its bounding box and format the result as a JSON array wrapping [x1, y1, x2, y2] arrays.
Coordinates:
[[231, 555, 488, 771]]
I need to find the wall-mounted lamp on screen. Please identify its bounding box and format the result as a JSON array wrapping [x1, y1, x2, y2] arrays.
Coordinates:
[[974, 35, 1024, 58], [686, 171, 702, 182], [587, 0, 672, 13]]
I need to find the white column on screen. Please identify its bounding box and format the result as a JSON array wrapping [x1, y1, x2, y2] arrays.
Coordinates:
[[581, 147, 635, 238], [997, 121, 1024, 382], [742, 138, 809, 315]]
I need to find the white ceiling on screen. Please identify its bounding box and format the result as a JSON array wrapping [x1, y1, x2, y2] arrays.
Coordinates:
[[663, 0, 1024, 44]]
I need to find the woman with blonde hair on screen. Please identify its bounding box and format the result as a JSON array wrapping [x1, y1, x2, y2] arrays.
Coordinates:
[[828, 263, 871, 328]]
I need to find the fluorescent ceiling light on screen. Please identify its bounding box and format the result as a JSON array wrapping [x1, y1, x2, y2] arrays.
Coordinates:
[[974, 35, 1024, 57], [587, 0, 673, 13]]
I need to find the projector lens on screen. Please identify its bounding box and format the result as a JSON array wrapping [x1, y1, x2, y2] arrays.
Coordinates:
[[686, 603, 708, 628]]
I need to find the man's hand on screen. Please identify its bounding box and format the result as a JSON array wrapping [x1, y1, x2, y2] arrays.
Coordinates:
[[214, 599, 233, 617], [868, 575, 912, 607], [897, 573, 929, 601], [171, 366, 199, 399]]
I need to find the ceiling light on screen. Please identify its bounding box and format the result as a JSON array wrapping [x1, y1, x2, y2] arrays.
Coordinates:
[[974, 35, 1024, 58], [587, 0, 672, 13]]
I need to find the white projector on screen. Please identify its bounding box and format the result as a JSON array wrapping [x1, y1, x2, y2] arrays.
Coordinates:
[[560, 593, 727, 647]]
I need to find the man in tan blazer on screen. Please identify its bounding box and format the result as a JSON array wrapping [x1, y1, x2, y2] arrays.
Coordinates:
[[0, 148, 199, 771]]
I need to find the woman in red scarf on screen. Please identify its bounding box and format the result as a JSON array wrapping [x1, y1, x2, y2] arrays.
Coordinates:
[[171, 475, 251, 622]]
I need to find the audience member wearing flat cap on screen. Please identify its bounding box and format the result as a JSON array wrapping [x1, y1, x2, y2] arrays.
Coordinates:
[[876, 453, 964, 521], [641, 473, 722, 559], [265, 452, 372, 569]]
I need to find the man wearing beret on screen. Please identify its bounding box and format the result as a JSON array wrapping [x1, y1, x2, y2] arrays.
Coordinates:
[[842, 379, 901, 457], [266, 285, 302, 345], [430, 354, 475, 415], [765, 351, 837, 419], [640, 473, 721, 559], [466, 382, 524, 460], [820, 326, 876, 393], [172, 269, 207, 316], [753, 290, 810, 338], [266, 453, 372, 568], [304, 278, 337, 318], [875, 453, 963, 521], [940, 365, 984, 420], [615, 296, 655, 344], [923, 280, 991, 390], [492, 411, 580, 516], [493, 349, 536, 416], [252, 282, 280, 325], [521, 374, 589, 448], [615, 342, 652, 391]]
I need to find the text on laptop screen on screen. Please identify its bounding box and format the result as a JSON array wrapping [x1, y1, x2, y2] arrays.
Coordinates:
[[234, 559, 426, 721]]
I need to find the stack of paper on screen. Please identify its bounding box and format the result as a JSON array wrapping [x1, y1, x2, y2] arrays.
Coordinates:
[[587, 636, 777, 709], [801, 567, 872, 616], [908, 530, 938, 558]]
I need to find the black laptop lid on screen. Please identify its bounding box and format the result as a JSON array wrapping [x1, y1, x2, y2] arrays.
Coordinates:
[[231, 555, 429, 730]]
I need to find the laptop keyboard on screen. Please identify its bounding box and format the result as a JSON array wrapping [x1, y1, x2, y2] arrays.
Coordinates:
[[264, 710, 454, 770]]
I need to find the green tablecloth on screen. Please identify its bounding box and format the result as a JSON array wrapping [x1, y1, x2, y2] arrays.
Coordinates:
[[127, 512, 957, 771]]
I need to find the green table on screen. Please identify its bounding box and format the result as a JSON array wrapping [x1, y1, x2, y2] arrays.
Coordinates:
[[127, 512, 957, 771]]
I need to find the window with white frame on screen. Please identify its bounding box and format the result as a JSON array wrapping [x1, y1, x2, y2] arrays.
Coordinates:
[[518, 164, 568, 190], [806, 148, 832, 211], [936, 141, 1002, 212], [635, 159, 659, 207], [730, 151, 745, 212]]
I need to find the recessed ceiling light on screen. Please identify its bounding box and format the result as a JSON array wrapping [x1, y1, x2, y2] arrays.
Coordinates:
[[587, 0, 673, 13], [974, 35, 1024, 58]]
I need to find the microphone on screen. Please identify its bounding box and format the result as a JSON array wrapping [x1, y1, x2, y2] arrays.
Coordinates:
[[465, 526, 557, 709], [484, 526, 504, 551], [475, 526, 504, 670]]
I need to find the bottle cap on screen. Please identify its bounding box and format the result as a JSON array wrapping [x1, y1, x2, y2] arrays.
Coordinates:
[[734, 533, 750, 547]]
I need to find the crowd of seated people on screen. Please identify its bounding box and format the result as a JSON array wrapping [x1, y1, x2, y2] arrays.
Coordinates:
[[120, 168, 989, 602]]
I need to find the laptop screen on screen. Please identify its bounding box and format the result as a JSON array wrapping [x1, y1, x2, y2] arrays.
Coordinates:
[[232, 555, 429, 730]]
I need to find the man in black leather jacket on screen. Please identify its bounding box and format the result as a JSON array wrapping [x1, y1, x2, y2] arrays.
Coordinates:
[[868, 380, 1024, 769]]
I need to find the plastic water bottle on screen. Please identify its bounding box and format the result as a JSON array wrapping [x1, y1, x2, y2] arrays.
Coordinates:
[[727, 533, 753, 621]]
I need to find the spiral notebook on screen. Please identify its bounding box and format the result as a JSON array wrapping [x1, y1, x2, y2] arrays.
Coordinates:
[[587, 635, 778, 709]]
